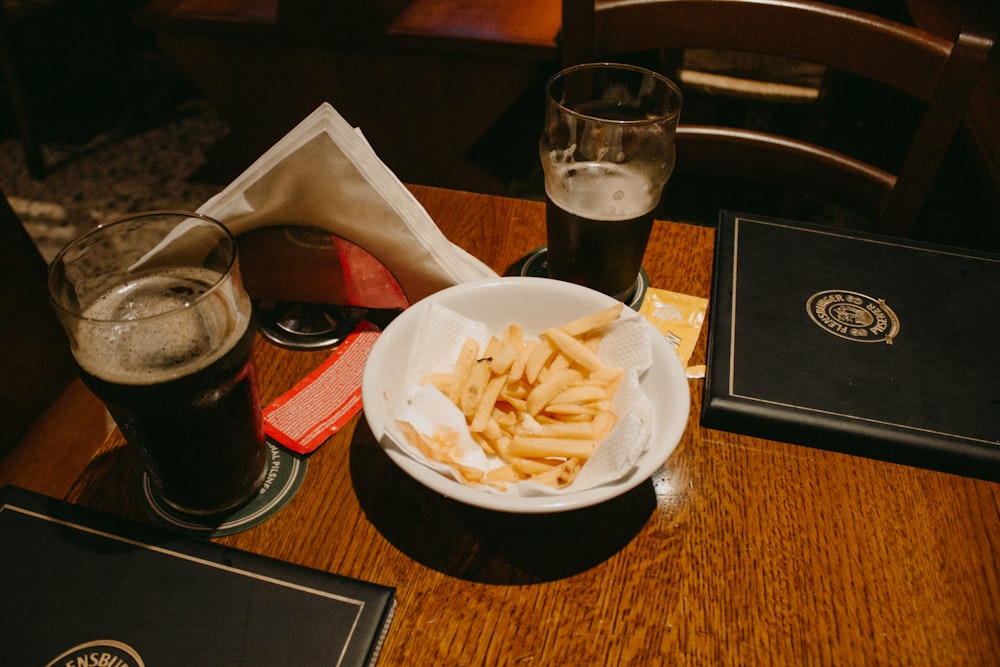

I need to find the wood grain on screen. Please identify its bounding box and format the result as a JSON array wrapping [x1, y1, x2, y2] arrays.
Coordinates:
[[388, 0, 561, 56], [7, 185, 999, 665]]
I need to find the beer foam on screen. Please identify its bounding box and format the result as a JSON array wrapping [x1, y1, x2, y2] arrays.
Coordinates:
[[74, 267, 250, 385], [544, 162, 661, 221]]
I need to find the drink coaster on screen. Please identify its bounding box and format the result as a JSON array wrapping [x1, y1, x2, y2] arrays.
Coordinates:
[[508, 246, 649, 310], [138, 440, 307, 538]]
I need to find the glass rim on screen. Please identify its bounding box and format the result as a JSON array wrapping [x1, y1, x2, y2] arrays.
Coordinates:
[[546, 62, 683, 125], [48, 210, 239, 325]]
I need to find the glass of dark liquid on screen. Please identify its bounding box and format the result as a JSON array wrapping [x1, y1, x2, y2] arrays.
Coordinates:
[[540, 63, 682, 301], [48, 211, 268, 515]]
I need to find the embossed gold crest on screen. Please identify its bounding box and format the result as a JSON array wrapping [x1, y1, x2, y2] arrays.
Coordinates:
[[45, 640, 145, 667], [806, 290, 900, 344]]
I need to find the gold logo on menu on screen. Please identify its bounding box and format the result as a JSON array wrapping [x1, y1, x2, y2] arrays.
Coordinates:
[[45, 640, 145, 667], [806, 290, 900, 344]]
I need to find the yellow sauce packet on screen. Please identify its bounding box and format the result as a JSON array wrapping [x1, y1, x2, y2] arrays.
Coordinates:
[[639, 288, 708, 371]]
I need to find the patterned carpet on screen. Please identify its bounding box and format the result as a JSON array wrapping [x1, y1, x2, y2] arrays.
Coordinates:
[[0, 99, 229, 262]]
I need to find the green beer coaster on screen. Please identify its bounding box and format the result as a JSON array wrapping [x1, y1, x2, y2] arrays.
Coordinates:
[[138, 439, 307, 538], [508, 246, 649, 310]]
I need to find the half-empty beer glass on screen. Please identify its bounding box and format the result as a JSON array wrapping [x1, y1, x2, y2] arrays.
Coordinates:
[[48, 211, 268, 515], [540, 63, 682, 301]]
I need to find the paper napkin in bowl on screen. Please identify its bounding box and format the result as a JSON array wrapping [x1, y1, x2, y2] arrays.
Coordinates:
[[384, 302, 655, 496], [197, 103, 497, 305]]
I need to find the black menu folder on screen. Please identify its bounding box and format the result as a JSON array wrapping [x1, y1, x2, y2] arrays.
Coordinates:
[[701, 212, 1000, 481], [0, 485, 395, 666]]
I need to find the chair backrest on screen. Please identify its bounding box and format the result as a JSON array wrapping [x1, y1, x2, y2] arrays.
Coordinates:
[[560, 0, 994, 236], [278, 0, 412, 44], [0, 191, 76, 457]]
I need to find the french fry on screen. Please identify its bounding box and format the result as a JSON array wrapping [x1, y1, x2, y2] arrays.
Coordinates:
[[489, 341, 518, 375], [516, 419, 596, 440], [451, 463, 488, 484], [470, 374, 507, 432], [412, 305, 629, 491], [524, 337, 556, 384], [525, 368, 583, 416], [508, 436, 597, 460], [559, 303, 624, 337], [492, 408, 517, 432], [508, 339, 536, 383], [447, 337, 479, 403], [545, 353, 572, 374], [544, 327, 604, 372], [540, 402, 592, 415], [484, 465, 522, 483], [501, 394, 527, 413], [471, 432, 498, 457], [510, 457, 561, 476], [590, 366, 625, 386], [530, 458, 584, 489], [460, 357, 493, 417], [592, 410, 617, 440], [485, 336, 504, 357], [550, 384, 610, 406], [502, 323, 524, 349]]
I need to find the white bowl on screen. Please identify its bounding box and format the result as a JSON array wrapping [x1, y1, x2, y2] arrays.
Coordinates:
[[361, 276, 690, 513]]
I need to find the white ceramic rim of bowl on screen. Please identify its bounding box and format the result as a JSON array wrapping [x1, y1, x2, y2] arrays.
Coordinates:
[[360, 276, 690, 513]]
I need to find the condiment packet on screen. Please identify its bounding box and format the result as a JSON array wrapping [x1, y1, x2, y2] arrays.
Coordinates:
[[384, 303, 654, 495], [264, 320, 381, 454], [639, 288, 708, 373]]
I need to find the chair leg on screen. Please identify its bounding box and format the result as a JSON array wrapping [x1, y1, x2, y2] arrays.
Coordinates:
[[0, 10, 45, 179]]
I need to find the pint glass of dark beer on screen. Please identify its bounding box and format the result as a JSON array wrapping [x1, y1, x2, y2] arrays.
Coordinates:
[[48, 211, 268, 515], [540, 63, 682, 301]]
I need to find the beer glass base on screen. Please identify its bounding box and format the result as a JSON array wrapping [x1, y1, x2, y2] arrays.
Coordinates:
[[138, 441, 308, 537], [256, 301, 368, 351], [508, 246, 649, 310], [157, 483, 263, 518]]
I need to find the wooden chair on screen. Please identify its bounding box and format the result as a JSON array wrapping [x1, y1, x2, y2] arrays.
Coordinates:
[[0, 4, 46, 178], [559, 0, 994, 237], [0, 190, 111, 492], [0, 190, 74, 451]]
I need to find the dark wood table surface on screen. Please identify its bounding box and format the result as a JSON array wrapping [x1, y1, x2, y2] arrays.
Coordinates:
[[3, 184, 999, 665]]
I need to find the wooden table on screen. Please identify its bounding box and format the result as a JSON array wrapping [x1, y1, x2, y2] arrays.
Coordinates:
[[4, 185, 999, 664]]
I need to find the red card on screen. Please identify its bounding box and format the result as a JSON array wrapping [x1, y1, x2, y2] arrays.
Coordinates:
[[264, 320, 381, 454]]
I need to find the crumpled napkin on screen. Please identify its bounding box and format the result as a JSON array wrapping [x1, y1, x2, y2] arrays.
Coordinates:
[[383, 302, 655, 495], [197, 103, 497, 305]]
